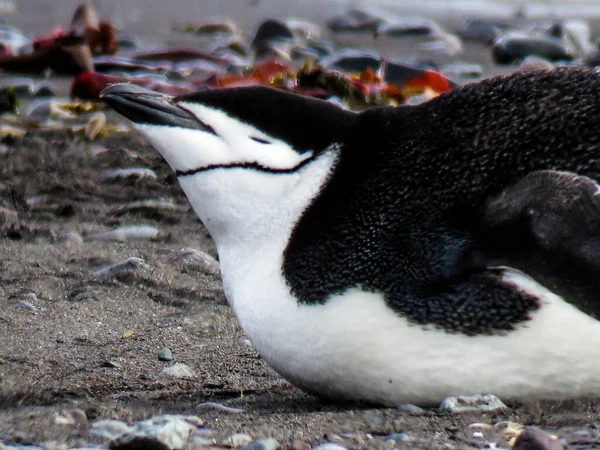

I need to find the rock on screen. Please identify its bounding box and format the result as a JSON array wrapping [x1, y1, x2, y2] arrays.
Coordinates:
[[180, 248, 220, 275], [86, 225, 159, 242], [197, 402, 245, 414], [241, 438, 279, 450], [438, 394, 507, 414], [327, 9, 383, 33], [311, 445, 347, 450], [158, 363, 194, 379], [10, 300, 37, 312], [374, 18, 444, 39], [90, 419, 134, 439], [512, 427, 565, 450], [109, 415, 202, 450], [101, 168, 157, 183], [290, 442, 311, 450], [385, 433, 409, 443], [519, 56, 555, 72], [224, 433, 253, 447], [102, 360, 122, 369], [114, 198, 188, 215], [53, 409, 88, 427], [492, 33, 574, 65], [252, 19, 294, 48], [187, 428, 217, 447], [93, 256, 149, 277], [240, 339, 253, 348], [458, 20, 504, 44], [157, 347, 173, 361], [396, 404, 426, 414]]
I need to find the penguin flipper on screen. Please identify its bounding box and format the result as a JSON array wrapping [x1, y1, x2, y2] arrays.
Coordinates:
[[473, 170, 600, 318]]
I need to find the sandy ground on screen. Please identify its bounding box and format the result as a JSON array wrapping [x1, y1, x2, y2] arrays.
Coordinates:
[[2, 1, 600, 449], [1, 125, 599, 450]]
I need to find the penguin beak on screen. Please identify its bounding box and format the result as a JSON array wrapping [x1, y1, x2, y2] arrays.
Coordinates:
[[100, 83, 215, 133]]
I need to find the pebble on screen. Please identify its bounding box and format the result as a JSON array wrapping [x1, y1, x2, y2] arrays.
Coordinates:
[[53, 409, 89, 427], [180, 248, 220, 275], [492, 33, 573, 65], [157, 347, 173, 361], [114, 198, 188, 215], [197, 402, 245, 414], [101, 167, 157, 183], [385, 433, 409, 443], [224, 433, 253, 447], [290, 442, 311, 450], [512, 427, 565, 450], [158, 363, 194, 379], [241, 438, 279, 450], [92, 256, 149, 277], [10, 300, 37, 312], [311, 445, 347, 450], [86, 225, 159, 242], [188, 428, 217, 447], [438, 394, 507, 414], [109, 415, 201, 450], [240, 339, 253, 348], [102, 360, 122, 369], [90, 420, 134, 439], [396, 403, 426, 414]]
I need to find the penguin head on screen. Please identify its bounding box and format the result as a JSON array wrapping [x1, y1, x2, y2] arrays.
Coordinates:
[[101, 84, 355, 243]]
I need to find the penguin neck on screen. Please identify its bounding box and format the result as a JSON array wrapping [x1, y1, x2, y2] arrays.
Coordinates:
[[176, 149, 339, 319]]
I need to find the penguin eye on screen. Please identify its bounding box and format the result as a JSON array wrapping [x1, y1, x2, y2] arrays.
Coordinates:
[[250, 136, 272, 144]]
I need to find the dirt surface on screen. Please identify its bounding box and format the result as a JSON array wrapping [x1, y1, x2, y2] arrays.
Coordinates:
[[1, 1, 600, 448], [0, 110, 598, 450]]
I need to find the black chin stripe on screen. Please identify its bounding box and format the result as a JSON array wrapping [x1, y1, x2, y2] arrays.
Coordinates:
[[175, 155, 315, 177]]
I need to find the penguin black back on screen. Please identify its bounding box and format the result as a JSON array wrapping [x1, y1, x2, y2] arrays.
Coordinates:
[[283, 68, 600, 334]]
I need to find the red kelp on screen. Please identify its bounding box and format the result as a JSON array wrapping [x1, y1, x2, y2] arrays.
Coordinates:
[[71, 72, 195, 100]]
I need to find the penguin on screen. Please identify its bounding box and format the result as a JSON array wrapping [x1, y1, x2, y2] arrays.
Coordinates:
[[101, 68, 600, 407]]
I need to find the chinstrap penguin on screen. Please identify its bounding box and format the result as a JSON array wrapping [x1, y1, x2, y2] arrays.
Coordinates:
[[101, 68, 600, 407]]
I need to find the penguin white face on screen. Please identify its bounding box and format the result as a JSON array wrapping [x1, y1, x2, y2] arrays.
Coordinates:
[[135, 102, 315, 175], [100, 84, 349, 245]]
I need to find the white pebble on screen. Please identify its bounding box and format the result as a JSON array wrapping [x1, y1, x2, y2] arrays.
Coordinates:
[[159, 363, 194, 379], [93, 256, 149, 277], [90, 419, 133, 439], [10, 300, 36, 312], [101, 168, 157, 182], [86, 225, 159, 242]]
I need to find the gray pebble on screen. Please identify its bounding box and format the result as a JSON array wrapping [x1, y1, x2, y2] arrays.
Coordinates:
[[109, 415, 202, 450], [512, 427, 566, 450], [101, 168, 157, 183], [180, 248, 220, 275], [188, 428, 217, 447], [157, 347, 173, 361], [241, 438, 279, 450], [158, 363, 194, 379], [102, 360, 122, 369], [86, 225, 159, 242], [10, 300, 37, 312], [240, 339, 253, 348], [197, 402, 245, 414], [438, 393, 507, 414], [93, 256, 149, 278], [385, 432, 409, 443], [114, 198, 187, 215], [396, 403, 426, 414], [224, 433, 253, 447], [311, 445, 347, 450], [90, 419, 133, 439]]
